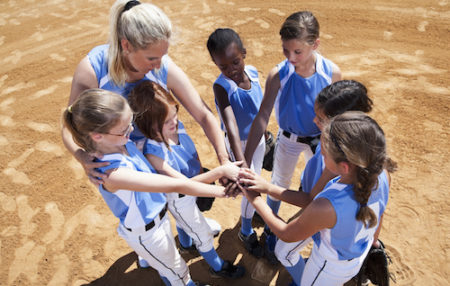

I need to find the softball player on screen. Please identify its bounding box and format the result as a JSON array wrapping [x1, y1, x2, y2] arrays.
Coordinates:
[[238, 112, 396, 286], [129, 81, 245, 279], [62, 0, 229, 187], [63, 89, 229, 286], [63, 1, 226, 268], [274, 80, 374, 281], [206, 28, 266, 258], [243, 11, 341, 262]]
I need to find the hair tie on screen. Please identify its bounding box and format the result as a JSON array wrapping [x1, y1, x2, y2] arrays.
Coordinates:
[[67, 105, 72, 113], [360, 202, 367, 207], [124, 0, 141, 12], [330, 122, 345, 155]]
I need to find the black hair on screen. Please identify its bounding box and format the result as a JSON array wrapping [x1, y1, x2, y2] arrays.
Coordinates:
[[316, 80, 373, 118], [206, 28, 245, 57]]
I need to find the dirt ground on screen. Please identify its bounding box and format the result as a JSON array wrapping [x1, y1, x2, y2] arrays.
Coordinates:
[[0, 0, 449, 285]]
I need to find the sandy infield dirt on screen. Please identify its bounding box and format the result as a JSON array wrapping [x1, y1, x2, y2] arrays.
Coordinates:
[[0, 0, 449, 285]]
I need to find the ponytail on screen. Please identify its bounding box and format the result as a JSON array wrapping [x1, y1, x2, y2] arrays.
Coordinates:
[[354, 166, 379, 228], [322, 112, 396, 228], [63, 89, 129, 153]]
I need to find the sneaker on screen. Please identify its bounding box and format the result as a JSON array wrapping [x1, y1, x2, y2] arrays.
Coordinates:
[[261, 230, 279, 265], [179, 243, 198, 255], [194, 282, 211, 286], [205, 217, 221, 237], [210, 260, 245, 279], [238, 232, 264, 258]]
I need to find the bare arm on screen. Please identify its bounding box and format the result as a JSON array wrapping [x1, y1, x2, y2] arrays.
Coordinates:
[[308, 167, 337, 201], [331, 62, 342, 83], [241, 183, 336, 242], [372, 169, 391, 247], [146, 153, 241, 185], [103, 168, 226, 198], [238, 168, 311, 208], [244, 67, 280, 166], [61, 56, 108, 185], [213, 83, 248, 168], [167, 60, 229, 164]]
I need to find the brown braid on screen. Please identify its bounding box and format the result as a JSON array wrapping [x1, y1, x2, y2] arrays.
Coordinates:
[[322, 111, 396, 228]]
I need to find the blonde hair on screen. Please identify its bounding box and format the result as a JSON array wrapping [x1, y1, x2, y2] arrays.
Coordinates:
[[128, 81, 178, 148], [108, 0, 172, 86], [63, 89, 129, 153], [322, 111, 396, 228]]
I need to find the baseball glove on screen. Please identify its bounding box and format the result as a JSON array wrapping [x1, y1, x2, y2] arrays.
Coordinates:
[[355, 239, 393, 286], [263, 131, 275, 171], [196, 167, 216, 212]]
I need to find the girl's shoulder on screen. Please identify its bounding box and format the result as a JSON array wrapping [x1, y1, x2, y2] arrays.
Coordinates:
[[97, 141, 141, 171]]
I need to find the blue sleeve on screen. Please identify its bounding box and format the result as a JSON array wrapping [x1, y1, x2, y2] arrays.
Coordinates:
[[95, 157, 127, 174], [143, 139, 166, 161], [87, 45, 109, 86]]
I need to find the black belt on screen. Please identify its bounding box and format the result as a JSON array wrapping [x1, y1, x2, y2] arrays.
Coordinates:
[[178, 193, 185, 198], [126, 204, 168, 232], [282, 130, 319, 145]]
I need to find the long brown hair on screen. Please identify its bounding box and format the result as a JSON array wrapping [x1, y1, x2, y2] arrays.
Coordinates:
[[322, 111, 396, 228], [128, 81, 178, 148]]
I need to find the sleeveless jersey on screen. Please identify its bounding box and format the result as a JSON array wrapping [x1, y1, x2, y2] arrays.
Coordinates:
[[274, 52, 334, 137], [312, 171, 389, 261], [88, 44, 170, 142], [96, 141, 167, 229], [143, 121, 201, 178], [214, 65, 263, 140], [301, 142, 325, 193]]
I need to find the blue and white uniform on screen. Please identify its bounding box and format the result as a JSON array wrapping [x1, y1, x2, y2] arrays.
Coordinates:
[[214, 65, 265, 218], [285, 171, 389, 286], [88, 44, 170, 144], [301, 142, 324, 194], [96, 141, 191, 286], [143, 121, 215, 253], [271, 52, 334, 190], [274, 142, 325, 267]]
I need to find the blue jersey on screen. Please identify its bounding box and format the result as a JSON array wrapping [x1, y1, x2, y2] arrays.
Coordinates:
[[274, 53, 334, 137], [96, 141, 167, 229], [214, 65, 263, 140], [143, 121, 201, 178], [312, 171, 389, 261], [88, 44, 170, 142], [301, 142, 325, 193]]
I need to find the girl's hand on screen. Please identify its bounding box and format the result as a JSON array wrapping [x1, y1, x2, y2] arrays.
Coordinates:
[[238, 168, 271, 194], [75, 149, 109, 186], [224, 181, 242, 198], [220, 161, 243, 181], [236, 181, 261, 202]]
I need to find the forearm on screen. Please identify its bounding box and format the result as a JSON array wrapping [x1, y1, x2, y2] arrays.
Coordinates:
[[373, 214, 383, 243], [191, 167, 223, 184], [244, 114, 268, 166], [105, 170, 226, 197], [200, 112, 229, 164], [251, 195, 294, 241], [263, 183, 311, 208]]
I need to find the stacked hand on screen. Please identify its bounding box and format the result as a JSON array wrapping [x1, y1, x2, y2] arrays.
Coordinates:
[[236, 168, 271, 202]]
